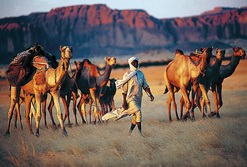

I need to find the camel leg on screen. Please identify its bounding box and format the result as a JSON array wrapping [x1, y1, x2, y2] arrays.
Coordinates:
[[72, 91, 78, 125], [77, 95, 87, 124], [16, 100, 23, 130], [179, 97, 187, 120], [34, 90, 42, 137], [25, 94, 34, 134], [215, 83, 223, 118], [5, 86, 19, 136], [89, 88, 100, 124], [62, 96, 72, 126], [13, 87, 23, 130], [48, 97, 57, 130], [88, 98, 93, 124], [14, 108, 18, 128], [180, 86, 191, 120], [66, 93, 72, 125], [80, 102, 87, 124], [42, 99, 48, 128], [50, 90, 67, 136], [166, 95, 173, 122], [198, 84, 211, 118], [110, 99, 116, 111], [211, 83, 220, 118]]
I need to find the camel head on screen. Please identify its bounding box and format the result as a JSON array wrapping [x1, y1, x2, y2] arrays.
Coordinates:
[[105, 57, 116, 66], [81, 59, 92, 68], [215, 49, 225, 60], [74, 61, 84, 71], [200, 47, 213, 62], [233, 47, 246, 59], [60, 46, 73, 59]]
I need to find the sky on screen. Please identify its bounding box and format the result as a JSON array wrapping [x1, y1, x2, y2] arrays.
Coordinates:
[[0, 0, 247, 19]]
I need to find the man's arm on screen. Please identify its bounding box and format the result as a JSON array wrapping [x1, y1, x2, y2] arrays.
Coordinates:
[[144, 87, 154, 101]]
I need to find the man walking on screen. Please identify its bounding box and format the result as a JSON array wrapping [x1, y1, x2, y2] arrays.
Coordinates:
[[115, 57, 154, 137]]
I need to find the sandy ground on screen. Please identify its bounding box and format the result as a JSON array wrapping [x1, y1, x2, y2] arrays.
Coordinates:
[[0, 59, 247, 166]]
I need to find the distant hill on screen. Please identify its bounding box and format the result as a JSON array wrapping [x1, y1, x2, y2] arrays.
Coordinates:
[[0, 4, 246, 64]]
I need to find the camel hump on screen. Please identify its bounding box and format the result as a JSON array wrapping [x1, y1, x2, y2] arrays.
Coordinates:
[[175, 49, 184, 55], [33, 56, 49, 69]]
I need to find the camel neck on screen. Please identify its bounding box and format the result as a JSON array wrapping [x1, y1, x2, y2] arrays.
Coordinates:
[[221, 55, 241, 78], [72, 69, 82, 82], [55, 58, 69, 84], [96, 64, 113, 87]]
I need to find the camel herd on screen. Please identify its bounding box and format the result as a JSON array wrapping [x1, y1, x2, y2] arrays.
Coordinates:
[[4, 45, 246, 137]]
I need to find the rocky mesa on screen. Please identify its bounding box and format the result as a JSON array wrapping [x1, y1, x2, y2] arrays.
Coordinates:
[[0, 4, 246, 64]]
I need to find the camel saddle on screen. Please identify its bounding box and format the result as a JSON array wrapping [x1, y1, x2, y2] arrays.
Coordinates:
[[32, 56, 49, 70]]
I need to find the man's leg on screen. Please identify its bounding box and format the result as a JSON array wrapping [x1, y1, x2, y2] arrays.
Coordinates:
[[129, 114, 136, 135], [136, 111, 144, 137]]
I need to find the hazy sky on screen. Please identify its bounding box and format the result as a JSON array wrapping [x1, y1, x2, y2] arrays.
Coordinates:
[[1, 0, 247, 19]]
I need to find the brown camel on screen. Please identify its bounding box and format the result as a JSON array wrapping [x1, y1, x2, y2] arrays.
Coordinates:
[[180, 48, 225, 120], [76, 57, 116, 124], [31, 46, 72, 136], [77, 93, 93, 124], [164, 47, 212, 121], [5, 46, 72, 137], [210, 46, 246, 117], [99, 78, 117, 115], [46, 61, 82, 128], [77, 78, 117, 124], [4, 45, 49, 137]]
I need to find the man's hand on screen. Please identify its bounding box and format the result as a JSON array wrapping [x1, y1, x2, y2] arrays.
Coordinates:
[[122, 100, 128, 110], [122, 93, 128, 110]]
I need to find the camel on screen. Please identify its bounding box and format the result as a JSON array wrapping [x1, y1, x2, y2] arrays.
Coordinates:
[[76, 57, 116, 124], [31, 46, 72, 136], [180, 48, 225, 120], [77, 93, 93, 124], [76, 78, 117, 124], [46, 61, 82, 128], [99, 78, 117, 115], [164, 47, 212, 121], [4, 45, 50, 137], [210, 46, 246, 117]]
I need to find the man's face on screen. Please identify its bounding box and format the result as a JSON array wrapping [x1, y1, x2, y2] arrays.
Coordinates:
[[131, 60, 138, 68]]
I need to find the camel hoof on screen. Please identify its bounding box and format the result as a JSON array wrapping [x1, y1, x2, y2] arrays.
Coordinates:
[[182, 114, 188, 121], [53, 124, 57, 131], [4, 131, 10, 138], [216, 114, 220, 118], [35, 133, 40, 137], [191, 117, 195, 122], [66, 123, 73, 127], [209, 112, 216, 117], [62, 130, 68, 137]]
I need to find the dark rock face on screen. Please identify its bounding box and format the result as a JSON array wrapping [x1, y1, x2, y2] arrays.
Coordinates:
[[0, 4, 246, 64]]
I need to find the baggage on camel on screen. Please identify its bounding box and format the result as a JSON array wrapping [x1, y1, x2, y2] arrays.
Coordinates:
[[6, 45, 53, 86]]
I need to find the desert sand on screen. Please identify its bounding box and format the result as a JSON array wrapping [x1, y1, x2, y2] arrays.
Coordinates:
[[0, 59, 246, 166]]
